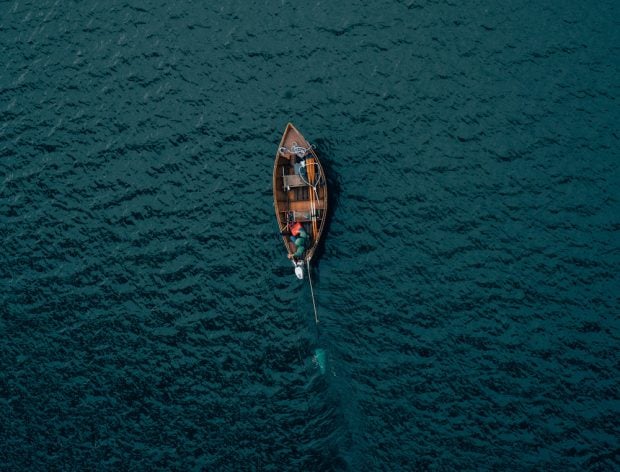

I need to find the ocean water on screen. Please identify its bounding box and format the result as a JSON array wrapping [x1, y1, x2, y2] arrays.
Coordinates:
[[1, 0, 619, 470]]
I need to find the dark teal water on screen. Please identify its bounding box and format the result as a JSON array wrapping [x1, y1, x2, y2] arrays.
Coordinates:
[[1, 1, 619, 470]]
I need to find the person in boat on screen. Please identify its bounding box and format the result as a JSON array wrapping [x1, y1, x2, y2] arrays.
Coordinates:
[[290, 230, 307, 259], [286, 221, 308, 260]]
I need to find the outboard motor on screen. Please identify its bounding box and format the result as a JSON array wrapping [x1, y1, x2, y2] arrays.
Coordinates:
[[294, 261, 304, 280]]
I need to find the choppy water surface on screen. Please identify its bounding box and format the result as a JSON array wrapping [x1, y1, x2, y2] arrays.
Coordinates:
[[1, 0, 618, 470]]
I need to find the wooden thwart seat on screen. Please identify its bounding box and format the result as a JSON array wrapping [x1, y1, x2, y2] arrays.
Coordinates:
[[283, 173, 306, 189], [281, 209, 324, 222], [289, 200, 325, 212], [280, 199, 325, 222]]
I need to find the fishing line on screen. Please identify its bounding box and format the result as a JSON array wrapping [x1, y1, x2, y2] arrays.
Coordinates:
[[306, 259, 319, 325]]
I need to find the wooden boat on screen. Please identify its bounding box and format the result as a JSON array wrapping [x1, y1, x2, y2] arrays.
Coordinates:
[[273, 123, 328, 279]]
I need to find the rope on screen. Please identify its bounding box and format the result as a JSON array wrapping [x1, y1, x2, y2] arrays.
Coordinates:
[[291, 142, 314, 157], [280, 142, 314, 158], [307, 259, 319, 324], [299, 162, 324, 188]]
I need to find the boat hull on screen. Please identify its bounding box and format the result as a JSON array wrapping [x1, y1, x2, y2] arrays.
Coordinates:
[[273, 123, 328, 264]]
